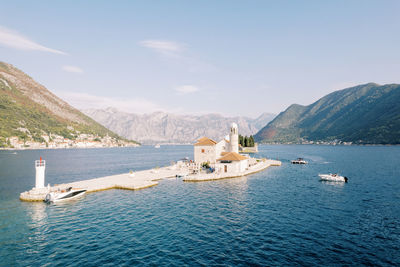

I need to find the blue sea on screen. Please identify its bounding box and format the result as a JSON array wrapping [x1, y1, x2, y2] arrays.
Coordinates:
[[0, 145, 399, 266]]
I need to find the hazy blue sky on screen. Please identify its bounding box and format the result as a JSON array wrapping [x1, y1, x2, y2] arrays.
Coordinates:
[[1, 1, 399, 117]]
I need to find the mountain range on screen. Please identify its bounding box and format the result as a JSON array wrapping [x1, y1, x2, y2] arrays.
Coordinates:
[[254, 83, 400, 144], [83, 108, 275, 144], [3, 62, 398, 147], [0, 62, 136, 148]]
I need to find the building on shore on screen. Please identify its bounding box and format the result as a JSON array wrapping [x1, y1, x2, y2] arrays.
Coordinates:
[[193, 123, 250, 174]]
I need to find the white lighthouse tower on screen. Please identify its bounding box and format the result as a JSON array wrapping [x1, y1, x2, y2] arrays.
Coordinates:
[[229, 123, 239, 153], [35, 157, 45, 189]]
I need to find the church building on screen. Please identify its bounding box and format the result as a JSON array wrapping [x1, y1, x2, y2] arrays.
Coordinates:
[[193, 123, 249, 173]]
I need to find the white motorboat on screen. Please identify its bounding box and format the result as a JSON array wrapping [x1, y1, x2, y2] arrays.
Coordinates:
[[44, 187, 87, 203], [154, 144, 161, 148], [291, 158, 308, 164], [318, 173, 348, 183]]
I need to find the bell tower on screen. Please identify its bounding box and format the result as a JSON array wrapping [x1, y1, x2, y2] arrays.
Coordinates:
[[229, 123, 239, 153]]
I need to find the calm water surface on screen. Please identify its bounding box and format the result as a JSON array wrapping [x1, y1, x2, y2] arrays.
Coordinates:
[[0, 145, 399, 266]]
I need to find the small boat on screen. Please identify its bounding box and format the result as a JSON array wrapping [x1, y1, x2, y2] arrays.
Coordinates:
[[291, 158, 308, 164], [318, 173, 348, 183], [154, 144, 161, 148], [44, 187, 87, 203]]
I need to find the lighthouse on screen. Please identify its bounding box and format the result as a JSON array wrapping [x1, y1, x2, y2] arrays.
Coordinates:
[[229, 123, 239, 153], [35, 157, 45, 189]]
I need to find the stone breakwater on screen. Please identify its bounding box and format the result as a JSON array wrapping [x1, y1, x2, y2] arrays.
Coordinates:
[[20, 159, 281, 202], [20, 166, 178, 202]]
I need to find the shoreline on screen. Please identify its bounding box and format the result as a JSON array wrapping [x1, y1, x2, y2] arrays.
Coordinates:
[[4, 143, 400, 151], [259, 143, 400, 146], [0, 144, 141, 151]]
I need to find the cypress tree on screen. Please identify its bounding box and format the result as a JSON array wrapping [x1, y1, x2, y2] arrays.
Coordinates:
[[250, 135, 255, 147]]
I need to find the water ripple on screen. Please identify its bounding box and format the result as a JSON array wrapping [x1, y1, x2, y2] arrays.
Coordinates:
[[1, 146, 400, 266]]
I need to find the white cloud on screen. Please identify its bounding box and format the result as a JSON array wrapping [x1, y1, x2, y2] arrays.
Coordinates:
[[175, 85, 199, 95], [57, 91, 176, 114], [0, 25, 66, 55], [139, 40, 184, 55], [139, 39, 217, 73], [62, 65, 84, 74]]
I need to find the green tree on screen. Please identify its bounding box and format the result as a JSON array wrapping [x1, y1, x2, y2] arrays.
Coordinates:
[[250, 135, 255, 147], [238, 134, 244, 146], [244, 136, 249, 147]]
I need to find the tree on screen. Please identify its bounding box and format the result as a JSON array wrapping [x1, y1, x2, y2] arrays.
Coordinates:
[[239, 134, 256, 147], [250, 135, 255, 147], [239, 134, 244, 146]]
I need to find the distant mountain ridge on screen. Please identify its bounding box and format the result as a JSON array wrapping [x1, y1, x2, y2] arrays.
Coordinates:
[[255, 83, 400, 144], [83, 108, 275, 144], [0, 62, 137, 148]]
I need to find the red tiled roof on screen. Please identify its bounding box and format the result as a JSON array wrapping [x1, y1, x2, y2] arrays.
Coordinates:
[[217, 152, 248, 161], [194, 137, 217, 146]]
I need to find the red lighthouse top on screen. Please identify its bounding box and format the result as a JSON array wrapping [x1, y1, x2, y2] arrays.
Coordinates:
[[35, 157, 45, 167]]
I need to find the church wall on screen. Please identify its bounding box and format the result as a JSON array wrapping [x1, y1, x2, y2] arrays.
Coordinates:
[[194, 145, 216, 164], [239, 159, 248, 172], [215, 159, 248, 174], [215, 140, 227, 158]]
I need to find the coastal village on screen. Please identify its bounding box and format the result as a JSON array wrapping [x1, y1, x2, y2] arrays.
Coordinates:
[[272, 139, 353, 146], [4, 133, 138, 149], [20, 123, 281, 201]]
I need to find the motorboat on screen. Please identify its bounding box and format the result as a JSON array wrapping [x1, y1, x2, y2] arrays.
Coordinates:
[[291, 158, 308, 164], [318, 173, 348, 183], [44, 187, 87, 203], [154, 144, 161, 148]]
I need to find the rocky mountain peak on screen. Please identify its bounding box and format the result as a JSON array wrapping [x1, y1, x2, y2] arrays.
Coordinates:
[[83, 108, 276, 144]]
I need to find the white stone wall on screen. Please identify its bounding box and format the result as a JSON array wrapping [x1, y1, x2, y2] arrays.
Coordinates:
[[216, 159, 248, 174], [239, 159, 248, 172], [215, 140, 227, 158], [194, 145, 216, 164]]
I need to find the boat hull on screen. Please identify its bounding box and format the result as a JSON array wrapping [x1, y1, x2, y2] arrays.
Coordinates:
[[45, 189, 87, 203], [291, 161, 308, 164], [319, 174, 348, 182], [291, 158, 308, 164]]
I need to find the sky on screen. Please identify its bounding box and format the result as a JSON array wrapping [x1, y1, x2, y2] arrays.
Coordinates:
[[1, 0, 399, 118]]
